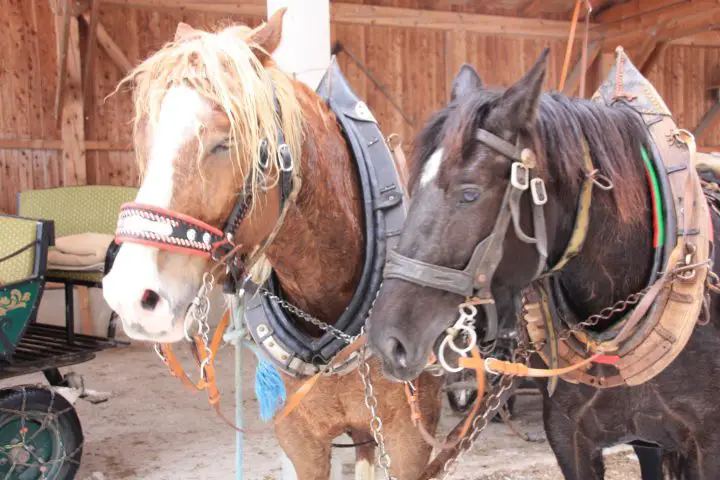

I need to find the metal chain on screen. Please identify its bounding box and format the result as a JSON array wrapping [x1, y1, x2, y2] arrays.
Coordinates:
[[357, 342, 393, 479], [435, 375, 515, 480], [259, 286, 395, 477], [514, 284, 654, 359], [259, 289, 359, 344]]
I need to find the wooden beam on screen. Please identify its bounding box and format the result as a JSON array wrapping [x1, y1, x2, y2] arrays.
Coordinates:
[[82, 0, 101, 134], [640, 41, 668, 76], [597, 1, 720, 44], [100, 0, 598, 40], [596, 0, 688, 23], [0, 139, 132, 150], [83, 13, 132, 74], [694, 101, 720, 140], [672, 30, 720, 46], [562, 40, 602, 97], [698, 145, 720, 153], [59, 17, 87, 187], [53, 0, 72, 128]]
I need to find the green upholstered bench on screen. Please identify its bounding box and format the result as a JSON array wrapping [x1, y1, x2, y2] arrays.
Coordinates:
[[16, 185, 137, 341], [0, 214, 53, 360]]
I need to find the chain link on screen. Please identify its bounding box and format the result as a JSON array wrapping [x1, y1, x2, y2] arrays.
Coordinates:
[[515, 284, 654, 359], [259, 289, 360, 344], [434, 375, 515, 480], [357, 342, 393, 479], [260, 287, 395, 477]]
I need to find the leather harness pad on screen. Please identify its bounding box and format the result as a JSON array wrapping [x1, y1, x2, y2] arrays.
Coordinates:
[[244, 59, 408, 377], [524, 47, 712, 388]]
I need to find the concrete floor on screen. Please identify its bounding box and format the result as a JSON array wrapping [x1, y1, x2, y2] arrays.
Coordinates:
[[0, 288, 644, 480]]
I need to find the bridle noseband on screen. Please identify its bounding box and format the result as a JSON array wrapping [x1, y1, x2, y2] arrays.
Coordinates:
[[384, 128, 549, 343], [115, 98, 295, 295]]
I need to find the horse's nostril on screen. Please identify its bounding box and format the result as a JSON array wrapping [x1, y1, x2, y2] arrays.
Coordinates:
[[388, 336, 408, 369], [140, 289, 161, 311]]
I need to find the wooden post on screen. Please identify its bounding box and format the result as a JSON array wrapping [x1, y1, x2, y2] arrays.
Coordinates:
[[267, 0, 330, 90], [54, 2, 93, 335]]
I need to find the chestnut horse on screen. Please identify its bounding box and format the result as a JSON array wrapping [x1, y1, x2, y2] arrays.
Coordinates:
[[367, 49, 720, 479], [102, 11, 441, 479]]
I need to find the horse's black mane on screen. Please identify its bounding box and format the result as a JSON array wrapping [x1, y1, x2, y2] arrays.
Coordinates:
[[410, 89, 651, 223]]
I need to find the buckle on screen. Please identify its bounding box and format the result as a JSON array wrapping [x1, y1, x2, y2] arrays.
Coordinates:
[[530, 178, 548, 205], [258, 138, 270, 170], [510, 162, 529, 190], [278, 144, 293, 172]]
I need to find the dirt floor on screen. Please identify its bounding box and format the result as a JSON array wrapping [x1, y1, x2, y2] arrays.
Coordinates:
[[0, 330, 644, 480]]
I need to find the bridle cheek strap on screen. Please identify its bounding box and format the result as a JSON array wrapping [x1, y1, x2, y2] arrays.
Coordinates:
[[115, 202, 233, 258]]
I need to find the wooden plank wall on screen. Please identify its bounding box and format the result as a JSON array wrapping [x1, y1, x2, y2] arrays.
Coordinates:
[[2, 1, 720, 213]]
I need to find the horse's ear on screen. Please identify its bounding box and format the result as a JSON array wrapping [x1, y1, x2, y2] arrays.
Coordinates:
[[174, 22, 199, 42], [451, 64, 482, 101], [499, 48, 549, 127], [249, 8, 287, 63]]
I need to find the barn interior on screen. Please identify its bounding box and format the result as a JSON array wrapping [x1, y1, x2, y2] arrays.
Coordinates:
[[1, 0, 720, 478]]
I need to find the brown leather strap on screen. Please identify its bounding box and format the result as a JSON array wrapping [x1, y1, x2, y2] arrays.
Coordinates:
[[387, 134, 409, 191], [459, 351, 603, 378], [406, 346, 486, 450]]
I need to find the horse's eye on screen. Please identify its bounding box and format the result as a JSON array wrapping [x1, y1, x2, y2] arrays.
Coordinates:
[[460, 188, 481, 204], [210, 141, 231, 155]]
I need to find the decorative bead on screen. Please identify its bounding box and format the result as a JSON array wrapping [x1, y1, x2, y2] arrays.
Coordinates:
[[187, 229, 197, 242]]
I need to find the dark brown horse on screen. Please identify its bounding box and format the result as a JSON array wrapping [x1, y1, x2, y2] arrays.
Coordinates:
[[102, 11, 442, 479], [367, 49, 720, 479]]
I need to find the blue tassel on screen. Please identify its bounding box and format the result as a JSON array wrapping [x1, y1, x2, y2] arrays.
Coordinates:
[[255, 356, 286, 422]]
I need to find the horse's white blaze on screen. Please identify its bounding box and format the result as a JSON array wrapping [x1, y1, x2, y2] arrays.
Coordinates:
[[420, 148, 444, 187], [354, 459, 375, 480], [102, 86, 210, 342]]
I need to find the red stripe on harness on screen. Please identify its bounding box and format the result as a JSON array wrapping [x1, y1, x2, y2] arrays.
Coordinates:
[[593, 354, 620, 365]]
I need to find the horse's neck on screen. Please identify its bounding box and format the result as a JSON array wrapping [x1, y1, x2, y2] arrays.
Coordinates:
[[552, 159, 653, 327], [265, 86, 364, 327]]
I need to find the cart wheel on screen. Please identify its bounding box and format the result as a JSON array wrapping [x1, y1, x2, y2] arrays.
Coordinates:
[[0, 386, 83, 480]]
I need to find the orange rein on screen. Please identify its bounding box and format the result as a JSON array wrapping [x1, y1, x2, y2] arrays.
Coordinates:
[[157, 310, 368, 432]]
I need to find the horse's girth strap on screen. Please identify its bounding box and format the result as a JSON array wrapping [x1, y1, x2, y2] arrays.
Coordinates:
[[406, 346, 486, 450]]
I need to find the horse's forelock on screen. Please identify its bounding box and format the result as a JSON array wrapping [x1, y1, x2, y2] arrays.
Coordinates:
[[115, 23, 304, 212]]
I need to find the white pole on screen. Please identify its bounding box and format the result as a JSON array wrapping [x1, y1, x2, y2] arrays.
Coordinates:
[[266, 2, 330, 478], [267, 0, 331, 91]]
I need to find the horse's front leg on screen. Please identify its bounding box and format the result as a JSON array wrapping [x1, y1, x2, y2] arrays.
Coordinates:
[[543, 396, 605, 480], [275, 420, 332, 480]]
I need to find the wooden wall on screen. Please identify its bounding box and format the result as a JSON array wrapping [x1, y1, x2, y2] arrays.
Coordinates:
[[2, 0, 720, 214]]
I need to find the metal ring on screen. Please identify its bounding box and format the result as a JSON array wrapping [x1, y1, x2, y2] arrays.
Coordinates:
[[459, 304, 477, 318], [438, 336, 467, 373], [386, 133, 401, 150], [448, 326, 477, 355]]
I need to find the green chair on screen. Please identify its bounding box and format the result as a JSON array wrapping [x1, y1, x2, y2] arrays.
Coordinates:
[[17, 185, 137, 343], [0, 214, 53, 360]]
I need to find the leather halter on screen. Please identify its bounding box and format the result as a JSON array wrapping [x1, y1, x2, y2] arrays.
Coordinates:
[[114, 105, 295, 293], [384, 128, 600, 343]]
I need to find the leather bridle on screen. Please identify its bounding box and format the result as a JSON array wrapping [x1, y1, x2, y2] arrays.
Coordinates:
[[384, 128, 550, 343], [384, 128, 605, 343], [115, 102, 295, 294]]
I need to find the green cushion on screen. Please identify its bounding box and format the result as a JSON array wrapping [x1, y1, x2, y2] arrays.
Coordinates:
[[0, 216, 39, 285], [18, 186, 138, 237]]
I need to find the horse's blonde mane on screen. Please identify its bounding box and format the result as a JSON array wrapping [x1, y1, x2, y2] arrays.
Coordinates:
[[116, 21, 304, 205]]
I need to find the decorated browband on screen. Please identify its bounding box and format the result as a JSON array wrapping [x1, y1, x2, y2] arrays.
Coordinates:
[[114, 203, 234, 258]]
